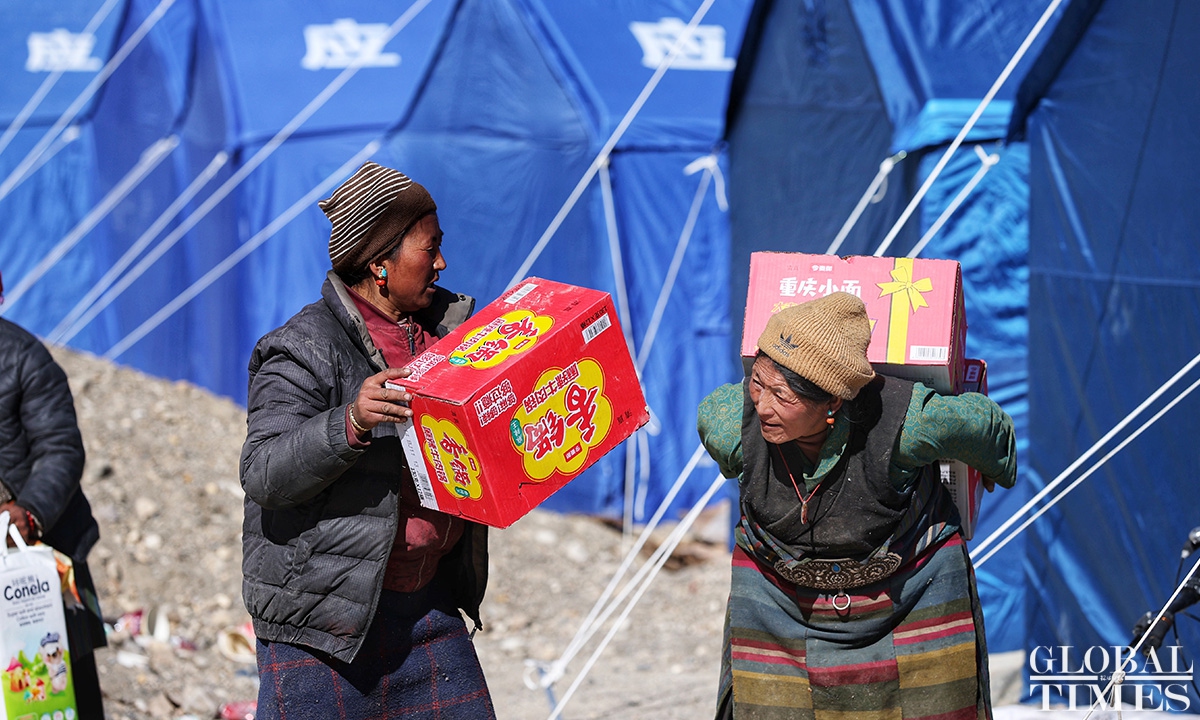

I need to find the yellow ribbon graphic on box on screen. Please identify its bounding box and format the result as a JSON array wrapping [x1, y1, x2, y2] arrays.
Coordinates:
[[876, 257, 933, 364]]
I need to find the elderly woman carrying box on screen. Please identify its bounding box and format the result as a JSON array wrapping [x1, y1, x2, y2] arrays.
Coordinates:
[[241, 162, 495, 719], [698, 291, 1016, 719]]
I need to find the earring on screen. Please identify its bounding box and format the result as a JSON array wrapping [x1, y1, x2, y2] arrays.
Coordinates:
[[826, 409, 836, 426], [375, 267, 388, 287]]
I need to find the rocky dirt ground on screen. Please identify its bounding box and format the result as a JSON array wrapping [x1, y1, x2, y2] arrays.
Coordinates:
[[50, 346, 734, 720]]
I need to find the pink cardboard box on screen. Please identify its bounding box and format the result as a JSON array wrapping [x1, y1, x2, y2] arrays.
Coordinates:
[[391, 278, 650, 528], [742, 253, 967, 393], [940, 357, 987, 540]]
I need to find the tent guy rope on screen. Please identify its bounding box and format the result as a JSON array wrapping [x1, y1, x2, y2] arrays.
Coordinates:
[[825, 151, 905, 256], [906, 145, 1000, 259], [505, 0, 719, 289], [48, 0, 435, 349], [0, 135, 179, 313], [546, 472, 728, 720], [0, 0, 176, 204], [872, 0, 1065, 257], [0, 0, 122, 159], [1083, 553, 1200, 719], [974, 369, 1200, 569], [970, 349, 1200, 564], [48, 150, 231, 344]]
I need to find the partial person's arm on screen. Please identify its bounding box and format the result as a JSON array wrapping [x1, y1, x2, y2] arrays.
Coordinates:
[[697, 383, 745, 479], [894, 384, 1017, 491], [240, 335, 363, 509], [12, 341, 85, 538]]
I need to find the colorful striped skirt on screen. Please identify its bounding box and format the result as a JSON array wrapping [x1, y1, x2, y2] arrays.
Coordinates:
[[719, 533, 990, 720], [255, 586, 495, 720]]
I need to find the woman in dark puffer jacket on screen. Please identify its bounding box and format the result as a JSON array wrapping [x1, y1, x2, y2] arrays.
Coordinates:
[[241, 163, 494, 719], [0, 273, 107, 718]]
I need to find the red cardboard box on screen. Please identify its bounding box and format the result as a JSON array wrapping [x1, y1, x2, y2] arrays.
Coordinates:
[[742, 253, 966, 393], [390, 278, 650, 528], [939, 357, 988, 540]]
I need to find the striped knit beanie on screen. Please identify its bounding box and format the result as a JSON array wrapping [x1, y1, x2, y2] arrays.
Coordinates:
[[758, 291, 876, 400], [320, 161, 436, 275]]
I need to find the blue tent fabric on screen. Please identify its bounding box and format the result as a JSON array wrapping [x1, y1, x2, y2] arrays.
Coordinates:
[[1014, 0, 1200, 705], [0, 0, 747, 527]]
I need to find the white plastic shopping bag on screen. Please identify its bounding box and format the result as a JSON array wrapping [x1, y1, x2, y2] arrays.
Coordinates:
[[0, 511, 78, 719]]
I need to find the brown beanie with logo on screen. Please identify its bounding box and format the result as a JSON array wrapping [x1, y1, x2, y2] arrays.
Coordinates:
[[757, 292, 876, 400], [320, 161, 437, 276]]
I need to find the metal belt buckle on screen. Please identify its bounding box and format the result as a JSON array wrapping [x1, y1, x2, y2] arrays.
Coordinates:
[[773, 552, 903, 591]]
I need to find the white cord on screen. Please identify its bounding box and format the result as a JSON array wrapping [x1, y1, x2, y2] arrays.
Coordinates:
[[825, 152, 905, 256], [635, 155, 721, 373], [103, 139, 383, 360], [525, 443, 708, 691], [872, 0, 1065, 257], [974, 372, 1200, 568], [971, 350, 1200, 562], [0, 0, 177, 203], [546, 472, 727, 720], [905, 145, 999, 259], [0, 0, 122, 159], [60, 0, 432, 350], [49, 150, 230, 344], [1083, 553, 1200, 720], [505, 0, 719, 289], [0, 136, 179, 313], [598, 159, 636, 357]]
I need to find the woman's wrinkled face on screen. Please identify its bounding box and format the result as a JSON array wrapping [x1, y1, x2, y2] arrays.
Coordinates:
[[747, 356, 837, 445], [379, 213, 445, 313]]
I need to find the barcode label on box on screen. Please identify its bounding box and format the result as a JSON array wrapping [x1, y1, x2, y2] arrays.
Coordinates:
[[505, 283, 538, 305], [399, 419, 438, 510], [910, 345, 949, 362], [582, 313, 611, 343]]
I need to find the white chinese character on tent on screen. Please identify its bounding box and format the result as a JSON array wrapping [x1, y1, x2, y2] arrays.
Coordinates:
[[301, 19, 401, 71], [778, 277, 799, 297], [798, 278, 819, 297], [628, 18, 736, 71], [26, 30, 102, 72], [840, 279, 862, 297]]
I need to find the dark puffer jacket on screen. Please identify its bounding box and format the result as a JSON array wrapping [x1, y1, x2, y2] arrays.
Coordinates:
[[0, 318, 99, 562], [240, 272, 486, 663]]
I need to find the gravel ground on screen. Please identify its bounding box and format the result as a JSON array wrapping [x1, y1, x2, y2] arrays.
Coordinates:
[[50, 346, 732, 720]]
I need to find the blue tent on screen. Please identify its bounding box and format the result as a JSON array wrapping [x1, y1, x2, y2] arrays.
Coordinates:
[[1010, 0, 1200, 706], [0, 0, 751, 524], [5, 0, 1199, 707]]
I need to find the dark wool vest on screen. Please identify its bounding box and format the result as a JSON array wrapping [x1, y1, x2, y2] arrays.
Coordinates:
[[741, 374, 921, 559]]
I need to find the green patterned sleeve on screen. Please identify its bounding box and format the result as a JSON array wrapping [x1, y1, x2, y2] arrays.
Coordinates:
[[895, 384, 1018, 489], [697, 383, 745, 479]]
